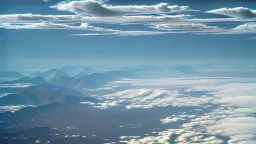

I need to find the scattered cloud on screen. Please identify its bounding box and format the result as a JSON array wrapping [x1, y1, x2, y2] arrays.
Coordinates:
[[1, 3, 256, 36], [51, 1, 190, 16]]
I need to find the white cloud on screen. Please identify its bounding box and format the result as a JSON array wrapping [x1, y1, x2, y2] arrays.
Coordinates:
[[0, 22, 118, 33], [151, 23, 223, 33], [0, 22, 185, 36], [0, 14, 82, 23], [207, 7, 256, 19], [161, 114, 195, 124], [0, 14, 250, 25], [228, 135, 256, 143], [208, 117, 256, 136], [2, 14, 256, 35], [119, 128, 225, 144], [80, 101, 95, 106], [233, 23, 256, 33], [0, 83, 32, 88], [73, 30, 176, 36], [93, 101, 119, 109], [209, 83, 256, 107], [119, 129, 176, 144], [102, 88, 214, 109], [112, 77, 256, 87], [179, 107, 256, 143], [52, 1, 190, 16], [0, 105, 34, 113]]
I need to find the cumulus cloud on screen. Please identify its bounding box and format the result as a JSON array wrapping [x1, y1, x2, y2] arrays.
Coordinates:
[[207, 7, 256, 19], [233, 23, 256, 33], [52, 0, 190, 16]]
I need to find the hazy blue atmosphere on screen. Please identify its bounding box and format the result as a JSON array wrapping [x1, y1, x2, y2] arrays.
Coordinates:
[[0, 0, 256, 144], [1, 0, 256, 70]]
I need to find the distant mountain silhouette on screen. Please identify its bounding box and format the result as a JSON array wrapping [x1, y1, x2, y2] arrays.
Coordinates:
[[50, 71, 133, 89], [167, 65, 195, 73], [0, 71, 24, 78], [0, 76, 48, 85], [31, 69, 69, 80], [75, 73, 110, 89], [105, 70, 134, 80], [131, 65, 161, 72], [73, 67, 94, 78]]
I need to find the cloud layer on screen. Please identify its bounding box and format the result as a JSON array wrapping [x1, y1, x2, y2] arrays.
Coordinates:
[[1, 2, 256, 36], [93, 77, 256, 143]]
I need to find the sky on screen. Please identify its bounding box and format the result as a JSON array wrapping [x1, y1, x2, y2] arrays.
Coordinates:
[[0, 0, 256, 69]]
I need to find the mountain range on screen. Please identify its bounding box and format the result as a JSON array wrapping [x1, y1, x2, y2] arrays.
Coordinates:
[[50, 71, 134, 89], [0, 84, 93, 106]]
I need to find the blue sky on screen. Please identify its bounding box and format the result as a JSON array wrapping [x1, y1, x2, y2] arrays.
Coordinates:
[[1, 0, 256, 69]]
